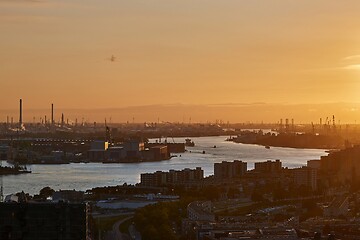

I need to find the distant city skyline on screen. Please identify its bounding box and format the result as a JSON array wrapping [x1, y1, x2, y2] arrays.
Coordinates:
[[2, 101, 360, 123], [1, 1, 360, 120]]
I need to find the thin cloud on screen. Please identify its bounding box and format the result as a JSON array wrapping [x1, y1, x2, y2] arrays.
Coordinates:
[[208, 102, 267, 107], [343, 55, 360, 61], [343, 64, 360, 70], [306, 56, 360, 72]]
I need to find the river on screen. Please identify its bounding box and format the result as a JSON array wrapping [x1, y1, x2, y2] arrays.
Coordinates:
[[1, 136, 327, 196]]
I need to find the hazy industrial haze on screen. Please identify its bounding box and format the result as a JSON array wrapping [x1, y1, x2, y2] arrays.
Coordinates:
[[1, 0, 360, 122]]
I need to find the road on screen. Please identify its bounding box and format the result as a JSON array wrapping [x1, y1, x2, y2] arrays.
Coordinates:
[[128, 224, 142, 240], [104, 216, 133, 240]]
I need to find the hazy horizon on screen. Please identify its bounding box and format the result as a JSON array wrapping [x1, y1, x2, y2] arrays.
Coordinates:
[[2, 102, 360, 124]]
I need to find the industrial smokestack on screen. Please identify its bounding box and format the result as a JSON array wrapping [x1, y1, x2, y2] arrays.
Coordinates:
[[51, 103, 54, 125], [19, 99, 23, 127]]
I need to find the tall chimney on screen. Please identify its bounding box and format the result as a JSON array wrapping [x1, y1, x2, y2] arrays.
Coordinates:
[[19, 99, 23, 126], [51, 103, 54, 125]]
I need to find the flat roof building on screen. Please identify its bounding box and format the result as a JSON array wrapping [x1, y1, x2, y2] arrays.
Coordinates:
[[293, 166, 317, 190], [140, 167, 204, 187], [254, 160, 281, 173], [0, 202, 89, 240], [214, 160, 247, 180]]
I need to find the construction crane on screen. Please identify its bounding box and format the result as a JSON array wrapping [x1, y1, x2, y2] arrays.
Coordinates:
[[311, 122, 315, 134]]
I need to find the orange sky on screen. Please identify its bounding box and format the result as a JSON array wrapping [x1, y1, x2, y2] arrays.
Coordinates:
[[1, 1, 360, 122]]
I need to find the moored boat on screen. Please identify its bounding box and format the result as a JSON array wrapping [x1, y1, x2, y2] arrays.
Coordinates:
[[0, 165, 31, 175]]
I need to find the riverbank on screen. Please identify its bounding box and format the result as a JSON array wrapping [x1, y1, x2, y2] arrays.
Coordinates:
[[1, 136, 327, 196], [228, 132, 343, 150]]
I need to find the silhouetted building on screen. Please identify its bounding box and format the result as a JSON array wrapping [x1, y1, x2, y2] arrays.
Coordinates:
[[320, 145, 360, 184], [140, 167, 203, 187], [307, 159, 321, 169], [293, 166, 317, 190], [0, 202, 89, 240], [214, 160, 247, 180], [141, 171, 167, 187], [254, 160, 281, 173]]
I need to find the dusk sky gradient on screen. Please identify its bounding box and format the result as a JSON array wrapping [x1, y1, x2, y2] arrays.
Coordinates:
[[1, 0, 360, 122]]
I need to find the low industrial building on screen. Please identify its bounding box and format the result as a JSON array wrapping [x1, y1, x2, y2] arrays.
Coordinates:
[[88, 140, 168, 162], [0, 145, 10, 160], [124, 140, 144, 159], [142, 145, 170, 161], [88, 140, 109, 162], [107, 146, 126, 162]]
